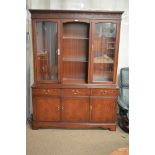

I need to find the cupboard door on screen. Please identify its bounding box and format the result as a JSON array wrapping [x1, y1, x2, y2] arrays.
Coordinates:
[[35, 21, 60, 82], [90, 98, 117, 123], [33, 97, 60, 121], [91, 22, 117, 83], [62, 98, 89, 122]]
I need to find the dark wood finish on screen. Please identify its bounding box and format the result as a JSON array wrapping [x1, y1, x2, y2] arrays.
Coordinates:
[[33, 97, 60, 121], [30, 10, 123, 130], [62, 98, 89, 122], [90, 98, 117, 123], [62, 22, 89, 84], [62, 89, 90, 96], [29, 10, 123, 20], [32, 83, 119, 89], [32, 121, 116, 131], [91, 88, 119, 96], [32, 88, 60, 96]]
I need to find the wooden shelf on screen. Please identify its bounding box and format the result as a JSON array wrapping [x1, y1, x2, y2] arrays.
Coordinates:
[[62, 78, 86, 84], [93, 55, 114, 64], [63, 57, 88, 62], [93, 62, 114, 64], [63, 36, 88, 40], [107, 48, 115, 50], [93, 75, 113, 82]]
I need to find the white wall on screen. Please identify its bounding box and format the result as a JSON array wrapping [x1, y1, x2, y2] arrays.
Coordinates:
[[27, 0, 129, 117]]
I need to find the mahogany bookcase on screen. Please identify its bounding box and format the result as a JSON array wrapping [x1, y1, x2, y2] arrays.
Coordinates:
[[30, 10, 123, 130]]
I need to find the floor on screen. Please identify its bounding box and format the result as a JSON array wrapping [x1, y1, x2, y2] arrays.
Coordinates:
[[27, 124, 128, 155]]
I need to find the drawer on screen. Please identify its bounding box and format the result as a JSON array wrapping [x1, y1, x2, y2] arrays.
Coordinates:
[[32, 89, 60, 96], [62, 89, 90, 96], [91, 89, 118, 96]]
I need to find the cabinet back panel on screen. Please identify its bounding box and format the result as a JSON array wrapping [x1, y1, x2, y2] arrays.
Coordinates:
[[63, 22, 89, 38], [63, 62, 87, 83], [63, 39, 88, 60]]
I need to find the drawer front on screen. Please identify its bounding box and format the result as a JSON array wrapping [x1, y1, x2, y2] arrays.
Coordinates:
[[62, 89, 90, 96], [32, 89, 60, 96], [91, 89, 118, 96]]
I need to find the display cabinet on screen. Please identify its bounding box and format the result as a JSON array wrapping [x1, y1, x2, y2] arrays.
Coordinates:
[[30, 10, 123, 130]]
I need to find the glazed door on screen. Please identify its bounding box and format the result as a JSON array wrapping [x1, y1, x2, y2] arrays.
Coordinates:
[[91, 21, 118, 83], [61, 98, 89, 122], [90, 98, 117, 123], [34, 20, 60, 82], [33, 97, 60, 121]]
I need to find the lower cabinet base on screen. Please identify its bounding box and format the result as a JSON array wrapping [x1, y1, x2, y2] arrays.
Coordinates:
[[32, 121, 116, 131]]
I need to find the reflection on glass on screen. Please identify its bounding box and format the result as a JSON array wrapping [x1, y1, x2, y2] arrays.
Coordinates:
[[93, 23, 116, 82], [36, 22, 58, 81]]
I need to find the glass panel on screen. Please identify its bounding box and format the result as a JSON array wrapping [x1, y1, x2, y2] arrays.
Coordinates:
[[36, 21, 58, 81], [93, 23, 116, 82]]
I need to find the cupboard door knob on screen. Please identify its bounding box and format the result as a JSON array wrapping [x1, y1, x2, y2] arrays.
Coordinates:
[[101, 90, 107, 94], [76, 90, 79, 93], [57, 105, 60, 110], [62, 106, 64, 110], [43, 89, 49, 94], [90, 105, 92, 111]]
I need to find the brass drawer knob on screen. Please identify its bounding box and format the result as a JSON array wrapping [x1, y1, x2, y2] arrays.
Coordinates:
[[101, 90, 107, 93], [76, 90, 80, 93], [72, 89, 79, 94], [44, 89, 49, 94]]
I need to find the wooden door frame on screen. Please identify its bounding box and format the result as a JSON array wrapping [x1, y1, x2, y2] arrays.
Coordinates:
[[89, 97, 117, 123], [89, 20, 121, 84], [32, 96, 61, 122], [31, 18, 61, 84], [61, 97, 90, 122]]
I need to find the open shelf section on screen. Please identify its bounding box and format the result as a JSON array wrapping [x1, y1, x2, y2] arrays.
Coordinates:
[[63, 61, 88, 84], [62, 22, 89, 84]]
